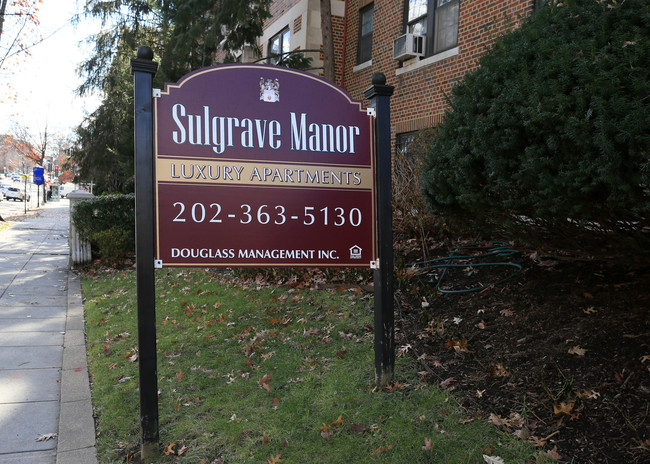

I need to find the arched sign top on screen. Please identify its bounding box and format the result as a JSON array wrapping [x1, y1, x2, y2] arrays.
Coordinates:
[[155, 64, 372, 166], [161, 64, 364, 109]]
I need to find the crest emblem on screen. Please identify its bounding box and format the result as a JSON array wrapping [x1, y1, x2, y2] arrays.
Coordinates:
[[260, 78, 280, 103]]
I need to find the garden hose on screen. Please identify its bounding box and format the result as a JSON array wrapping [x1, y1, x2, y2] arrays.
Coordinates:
[[411, 241, 522, 294]]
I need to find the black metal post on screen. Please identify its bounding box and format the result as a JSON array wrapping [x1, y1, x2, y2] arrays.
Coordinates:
[[364, 73, 395, 387], [130, 46, 159, 460]]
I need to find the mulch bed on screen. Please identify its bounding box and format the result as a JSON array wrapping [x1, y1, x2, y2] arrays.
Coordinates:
[[395, 239, 650, 463]]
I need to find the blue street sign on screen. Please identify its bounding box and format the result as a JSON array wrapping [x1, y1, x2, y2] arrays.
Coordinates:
[[33, 167, 45, 185]]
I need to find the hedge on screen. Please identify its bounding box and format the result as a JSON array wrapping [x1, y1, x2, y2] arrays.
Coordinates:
[[71, 194, 135, 262]]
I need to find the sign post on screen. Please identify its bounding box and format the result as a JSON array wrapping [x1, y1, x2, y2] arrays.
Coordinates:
[[364, 74, 395, 387], [130, 46, 159, 460]]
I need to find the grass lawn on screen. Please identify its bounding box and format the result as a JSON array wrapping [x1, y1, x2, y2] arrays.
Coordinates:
[[81, 267, 547, 463]]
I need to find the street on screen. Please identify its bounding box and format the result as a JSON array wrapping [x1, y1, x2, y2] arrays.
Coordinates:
[[1, 180, 59, 221]]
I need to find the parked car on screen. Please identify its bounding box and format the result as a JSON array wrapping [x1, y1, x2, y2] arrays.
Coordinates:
[[59, 183, 76, 198], [0, 183, 12, 200], [4, 187, 30, 201]]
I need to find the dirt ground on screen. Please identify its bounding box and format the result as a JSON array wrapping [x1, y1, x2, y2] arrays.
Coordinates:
[[395, 239, 650, 463]]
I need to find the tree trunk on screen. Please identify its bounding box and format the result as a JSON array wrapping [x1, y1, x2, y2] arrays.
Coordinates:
[[320, 0, 335, 82], [0, 0, 8, 39]]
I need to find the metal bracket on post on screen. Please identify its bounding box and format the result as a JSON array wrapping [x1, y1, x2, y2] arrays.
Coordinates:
[[153, 88, 161, 98], [367, 107, 376, 118], [370, 259, 380, 269], [154, 259, 163, 269]]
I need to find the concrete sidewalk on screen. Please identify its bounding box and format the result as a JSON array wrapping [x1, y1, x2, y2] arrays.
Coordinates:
[[0, 200, 97, 464]]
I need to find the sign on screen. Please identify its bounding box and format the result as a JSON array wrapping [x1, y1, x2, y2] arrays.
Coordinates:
[[33, 167, 44, 185], [154, 65, 376, 267]]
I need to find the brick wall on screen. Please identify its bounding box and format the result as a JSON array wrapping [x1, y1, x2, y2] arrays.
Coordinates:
[[266, 0, 303, 30], [340, 0, 536, 144]]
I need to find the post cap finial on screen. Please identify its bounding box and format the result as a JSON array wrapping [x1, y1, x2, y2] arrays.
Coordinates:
[[371, 73, 386, 86], [364, 73, 394, 100], [137, 46, 154, 61]]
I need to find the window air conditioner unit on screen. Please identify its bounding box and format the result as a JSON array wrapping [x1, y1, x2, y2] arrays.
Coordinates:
[[393, 33, 425, 61]]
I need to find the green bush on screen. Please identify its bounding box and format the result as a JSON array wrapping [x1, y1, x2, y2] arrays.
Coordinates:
[[91, 227, 133, 263], [72, 194, 135, 261], [422, 0, 649, 253]]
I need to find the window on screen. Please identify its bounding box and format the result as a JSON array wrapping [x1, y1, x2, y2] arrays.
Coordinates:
[[396, 132, 417, 158], [268, 28, 290, 65], [405, 0, 459, 56], [357, 4, 374, 64]]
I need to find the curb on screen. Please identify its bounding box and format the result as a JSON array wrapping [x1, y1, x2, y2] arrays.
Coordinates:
[[56, 273, 98, 464]]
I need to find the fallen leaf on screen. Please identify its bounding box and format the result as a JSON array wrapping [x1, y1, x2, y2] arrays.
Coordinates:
[[178, 444, 189, 455], [583, 307, 597, 314], [483, 455, 505, 464], [568, 346, 587, 356], [422, 437, 434, 451], [258, 373, 272, 391], [370, 442, 395, 456], [490, 363, 510, 377], [268, 453, 283, 464], [163, 442, 176, 455], [35, 433, 57, 442], [348, 423, 367, 434], [488, 413, 508, 427], [545, 445, 562, 460], [640, 355, 650, 363], [476, 389, 486, 398], [500, 309, 514, 317], [583, 292, 593, 299], [529, 435, 547, 447], [440, 377, 456, 389], [576, 389, 600, 400], [397, 344, 412, 356], [553, 401, 574, 416]]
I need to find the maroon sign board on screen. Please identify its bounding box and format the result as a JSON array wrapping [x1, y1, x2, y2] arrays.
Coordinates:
[[154, 64, 376, 267]]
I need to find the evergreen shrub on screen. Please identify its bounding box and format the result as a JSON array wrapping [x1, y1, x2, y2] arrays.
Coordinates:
[[422, 0, 649, 254], [72, 194, 135, 261]]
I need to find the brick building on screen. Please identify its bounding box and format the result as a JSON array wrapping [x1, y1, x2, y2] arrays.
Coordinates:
[[251, 0, 537, 153]]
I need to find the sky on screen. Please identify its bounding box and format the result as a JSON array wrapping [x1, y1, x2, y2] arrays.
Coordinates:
[[0, 0, 102, 138]]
